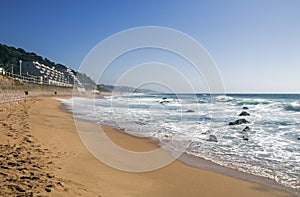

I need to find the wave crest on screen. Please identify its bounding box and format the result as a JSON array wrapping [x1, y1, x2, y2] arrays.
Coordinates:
[[284, 103, 300, 112]]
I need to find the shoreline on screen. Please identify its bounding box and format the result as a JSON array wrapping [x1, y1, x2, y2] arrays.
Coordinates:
[[59, 97, 298, 195], [177, 153, 298, 195], [94, 124, 299, 195], [59, 97, 298, 196], [0, 97, 296, 196], [104, 129, 299, 195]]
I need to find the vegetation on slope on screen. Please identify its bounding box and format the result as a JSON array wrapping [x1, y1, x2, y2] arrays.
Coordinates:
[[0, 43, 96, 89]]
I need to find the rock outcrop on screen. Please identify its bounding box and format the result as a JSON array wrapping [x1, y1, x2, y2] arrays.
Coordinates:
[[239, 111, 250, 116], [242, 126, 251, 132], [229, 119, 250, 125], [186, 110, 195, 113], [243, 134, 249, 141], [208, 135, 218, 142]]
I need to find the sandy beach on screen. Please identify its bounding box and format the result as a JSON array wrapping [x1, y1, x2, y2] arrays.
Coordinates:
[[0, 97, 295, 196]]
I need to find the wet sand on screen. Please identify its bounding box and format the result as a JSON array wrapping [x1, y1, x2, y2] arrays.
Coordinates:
[[0, 97, 295, 196]]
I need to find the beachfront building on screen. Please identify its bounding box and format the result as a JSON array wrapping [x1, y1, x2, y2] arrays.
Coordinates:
[[0, 67, 5, 75], [66, 68, 83, 87], [20, 61, 76, 87]]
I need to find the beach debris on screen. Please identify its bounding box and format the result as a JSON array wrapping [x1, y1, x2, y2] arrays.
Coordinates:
[[239, 111, 250, 116], [242, 106, 249, 110], [208, 134, 218, 142], [242, 126, 251, 132], [186, 110, 195, 113], [229, 119, 250, 125], [24, 91, 29, 96]]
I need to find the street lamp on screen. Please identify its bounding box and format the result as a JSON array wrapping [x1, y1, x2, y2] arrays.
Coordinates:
[[19, 60, 22, 76]]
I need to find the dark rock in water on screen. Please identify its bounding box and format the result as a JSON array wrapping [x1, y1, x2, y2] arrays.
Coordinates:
[[239, 111, 250, 116], [134, 121, 146, 126], [160, 100, 170, 104], [243, 134, 249, 141], [186, 110, 195, 113], [229, 119, 250, 125], [298, 137, 300, 140], [242, 126, 251, 132], [242, 106, 249, 110], [201, 130, 211, 135], [208, 135, 218, 142], [162, 97, 168, 100]]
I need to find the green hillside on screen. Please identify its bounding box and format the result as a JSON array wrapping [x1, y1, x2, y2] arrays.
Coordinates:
[[0, 44, 68, 73], [0, 43, 96, 89]]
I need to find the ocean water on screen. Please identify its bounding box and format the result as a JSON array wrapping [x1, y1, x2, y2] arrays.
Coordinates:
[[59, 94, 300, 190]]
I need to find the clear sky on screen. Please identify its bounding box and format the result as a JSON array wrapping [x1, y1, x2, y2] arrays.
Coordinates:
[[0, 0, 300, 93]]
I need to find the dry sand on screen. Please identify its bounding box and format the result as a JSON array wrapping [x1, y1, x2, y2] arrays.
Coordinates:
[[0, 97, 295, 196]]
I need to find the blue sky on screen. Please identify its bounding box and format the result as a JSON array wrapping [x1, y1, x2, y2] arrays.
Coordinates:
[[0, 0, 300, 93]]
